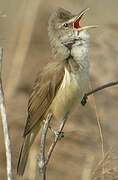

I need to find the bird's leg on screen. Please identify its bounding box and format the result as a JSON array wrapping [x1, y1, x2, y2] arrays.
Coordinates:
[[49, 126, 64, 140], [54, 130, 64, 140], [43, 120, 64, 140]]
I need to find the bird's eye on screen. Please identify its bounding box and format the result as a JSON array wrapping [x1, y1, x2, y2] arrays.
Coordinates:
[[63, 23, 69, 28]]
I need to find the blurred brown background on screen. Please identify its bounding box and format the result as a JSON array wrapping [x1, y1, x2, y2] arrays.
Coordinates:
[[0, 0, 118, 179]]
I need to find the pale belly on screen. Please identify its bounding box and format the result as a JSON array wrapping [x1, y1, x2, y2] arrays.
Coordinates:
[[50, 68, 88, 120]]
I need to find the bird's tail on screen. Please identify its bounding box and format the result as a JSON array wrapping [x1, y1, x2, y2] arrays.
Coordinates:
[[17, 133, 32, 176], [17, 123, 41, 176]]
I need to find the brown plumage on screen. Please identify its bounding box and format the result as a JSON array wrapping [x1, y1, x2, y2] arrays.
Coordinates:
[[17, 61, 65, 175], [17, 7, 95, 176], [24, 61, 65, 136]]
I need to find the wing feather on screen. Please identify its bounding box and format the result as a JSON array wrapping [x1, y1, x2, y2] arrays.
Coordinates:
[[23, 62, 65, 136]]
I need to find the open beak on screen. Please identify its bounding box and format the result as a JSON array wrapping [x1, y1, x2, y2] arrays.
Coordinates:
[[69, 8, 98, 31]]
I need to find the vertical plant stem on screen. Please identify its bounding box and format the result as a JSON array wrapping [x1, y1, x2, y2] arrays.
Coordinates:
[[38, 113, 52, 180], [38, 112, 68, 180], [46, 113, 68, 165], [0, 48, 13, 180]]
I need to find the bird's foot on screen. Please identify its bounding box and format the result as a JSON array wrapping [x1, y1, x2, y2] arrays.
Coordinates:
[[43, 120, 64, 140], [54, 131, 64, 140], [49, 126, 64, 140]]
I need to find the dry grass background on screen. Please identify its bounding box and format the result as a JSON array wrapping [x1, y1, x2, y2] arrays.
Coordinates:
[[0, 0, 118, 179]]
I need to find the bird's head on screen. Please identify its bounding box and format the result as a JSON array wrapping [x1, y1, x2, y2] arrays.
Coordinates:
[[48, 8, 97, 59]]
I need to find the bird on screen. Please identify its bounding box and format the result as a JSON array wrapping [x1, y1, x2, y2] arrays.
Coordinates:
[[17, 7, 97, 175]]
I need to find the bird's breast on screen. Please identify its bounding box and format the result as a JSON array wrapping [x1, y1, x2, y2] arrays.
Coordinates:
[[50, 67, 88, 120]]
